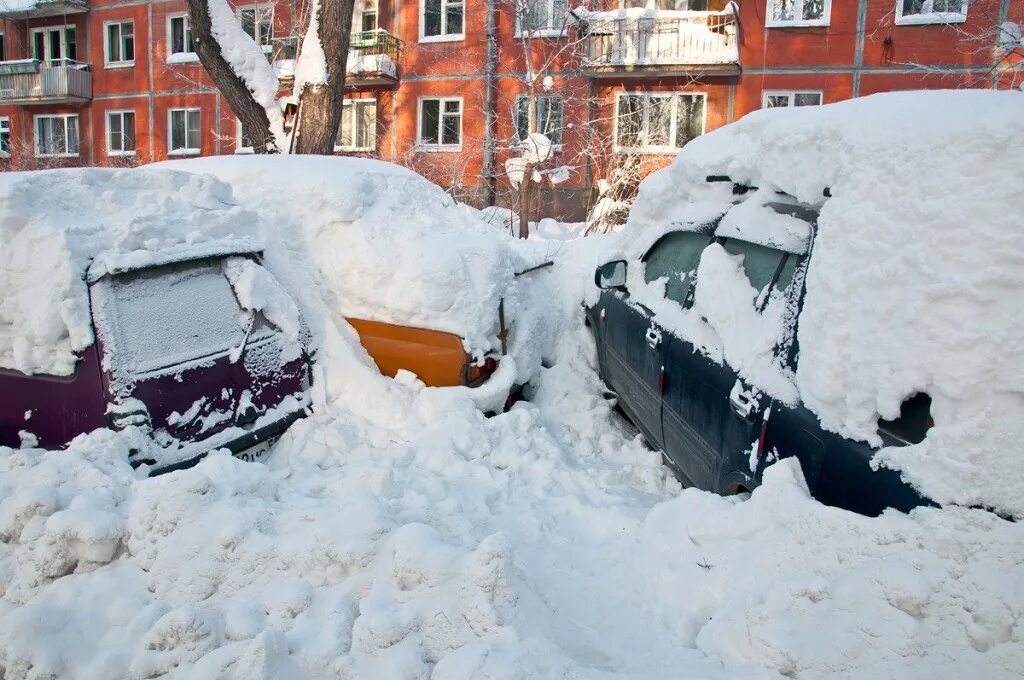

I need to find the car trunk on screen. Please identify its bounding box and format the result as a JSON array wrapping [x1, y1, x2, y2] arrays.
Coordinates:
[[90, 254, 308, 460]]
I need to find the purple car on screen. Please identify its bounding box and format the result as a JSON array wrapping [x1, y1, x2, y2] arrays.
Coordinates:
[[0, 246, 311, 473]]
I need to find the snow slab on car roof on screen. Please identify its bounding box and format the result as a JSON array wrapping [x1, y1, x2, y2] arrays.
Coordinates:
[[626, 89, 1024, 518], [0, 168, 260, 377]]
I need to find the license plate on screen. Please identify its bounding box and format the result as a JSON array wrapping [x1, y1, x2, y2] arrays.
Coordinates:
[[234, 435, 279, 464]]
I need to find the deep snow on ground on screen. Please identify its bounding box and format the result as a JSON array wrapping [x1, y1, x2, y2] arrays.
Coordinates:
[[3, 93, 1024, 678], [2, 234, 1023, 680]]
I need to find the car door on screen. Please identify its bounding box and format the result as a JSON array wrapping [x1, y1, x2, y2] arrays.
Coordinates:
[[661, 237, 796, 493], [598, 288, 667, 448]]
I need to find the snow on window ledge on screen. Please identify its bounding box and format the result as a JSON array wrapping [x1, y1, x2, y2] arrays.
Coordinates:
[[234, 147, 254, 155], [105, 61, 135, 69], [415, 144, 462, 153], [107, 150, 136, 157], [34, 152, 79, 159], [333, 146, 375, 153], [167, 149, 201, 156], [895, 11, 967, 25], [514, 28, 568, 39], [166, 52, 200, 65], [764, 17, 830, 28], [418, 33, 465, 44]]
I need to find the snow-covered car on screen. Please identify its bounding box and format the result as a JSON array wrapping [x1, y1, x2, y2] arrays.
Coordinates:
[[586, 90, 1024, 518], [0, 170, 312, 472]]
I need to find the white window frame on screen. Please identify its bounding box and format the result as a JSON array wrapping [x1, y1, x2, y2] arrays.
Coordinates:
[[33, 113, 79, 158], [167, 13, 198, 63], [335, 98, 378, 152], [515, 0, 568, 38], [106, 109, 137, 156], [237, 5, 274, 52], [418, 0, 465, 43], [103, 20, 135, 68], [613, 92, 706, 154], [416, 96, 463, 151], [0, 116, 10, 158], [235, 119, 254, 154], [765, 0, 832, 28], [895, 0, 967, 25], [29, 25, 76, 63], [761, 90, 823, 108], [168, 107, 201, 156], [514, 93, 564, 146]]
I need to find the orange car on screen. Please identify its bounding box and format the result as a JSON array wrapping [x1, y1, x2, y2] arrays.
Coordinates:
[[347, 318, 501, 388]]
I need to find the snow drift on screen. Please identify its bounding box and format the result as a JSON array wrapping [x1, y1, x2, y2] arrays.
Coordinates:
[[624, 89, 1024, 517]]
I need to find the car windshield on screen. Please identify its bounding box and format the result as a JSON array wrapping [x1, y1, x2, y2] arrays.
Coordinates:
[[95, 257, 267, 375], [643, 231, 711, 306]]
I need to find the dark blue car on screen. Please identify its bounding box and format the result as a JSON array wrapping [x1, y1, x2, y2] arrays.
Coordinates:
[[586, 187, 930, 516]]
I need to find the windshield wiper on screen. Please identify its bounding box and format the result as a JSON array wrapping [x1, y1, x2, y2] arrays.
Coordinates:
[[229, 311, 256, 365]]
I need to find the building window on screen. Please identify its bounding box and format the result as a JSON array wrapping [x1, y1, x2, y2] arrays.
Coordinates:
[[896, 0, 967, 24], [34, 114, 79, 157], [614, 92, 704, 153], [517, 0, 568, 35], [418, 97, 462, 149], [107, 110, 136, 155], [168, 15, 196, 57], [0, 33, 6, 62], [236, 120, 254, 153], [421, 0, 464, 40], [239, 6, 274, 47], [0, 117, 10, 157], [515, 94, 563, 144], [762, 90, 822, 108], [169, 108, 201, 155], [361, 10, 378, 31], [766, 0, 830, 27], [30, 26, 76, 63], [336, 99, 377, 151], [104, 21, 135, 66]]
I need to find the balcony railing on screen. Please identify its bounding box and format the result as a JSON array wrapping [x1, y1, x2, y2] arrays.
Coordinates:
[[0, 0, 88, 19], [580, 10, 739, 75], [0, 60, 92, 104], [271, 30, 402, 85]]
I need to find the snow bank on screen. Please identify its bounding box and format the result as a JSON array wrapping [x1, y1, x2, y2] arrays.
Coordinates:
[[625, 90, 1024, 516], [0, 169, 256, 376]]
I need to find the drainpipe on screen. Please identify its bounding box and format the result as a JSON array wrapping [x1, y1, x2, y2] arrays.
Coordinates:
[[482, 0, 497, 207]]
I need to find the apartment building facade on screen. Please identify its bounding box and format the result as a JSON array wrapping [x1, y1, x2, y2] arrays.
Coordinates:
[[0, 0, 1020, 220]]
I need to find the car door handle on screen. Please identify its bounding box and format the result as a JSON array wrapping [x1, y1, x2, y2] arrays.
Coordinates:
[[729, 383, 756, 420], [645, 326, 662, 349]]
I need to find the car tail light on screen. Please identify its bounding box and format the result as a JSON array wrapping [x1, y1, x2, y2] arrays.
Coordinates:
[[464, 356, 499, 387]]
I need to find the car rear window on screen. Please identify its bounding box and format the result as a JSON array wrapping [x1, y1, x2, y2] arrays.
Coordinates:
[[643, 231, 711, 306], [96, 257, 251, 375]]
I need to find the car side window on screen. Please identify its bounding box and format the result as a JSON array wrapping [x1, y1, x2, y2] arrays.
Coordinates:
[[643, 231, 711, 307], [720, 238, 788, 295]]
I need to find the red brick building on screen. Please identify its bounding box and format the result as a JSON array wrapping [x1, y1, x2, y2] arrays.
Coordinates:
[[0, 0, 1020, 220]]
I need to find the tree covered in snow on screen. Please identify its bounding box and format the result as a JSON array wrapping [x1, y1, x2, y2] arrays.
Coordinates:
[[184, 0, 355, 154]]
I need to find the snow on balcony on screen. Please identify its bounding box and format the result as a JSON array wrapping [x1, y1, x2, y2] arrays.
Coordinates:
[[578, 7, 739, 75]]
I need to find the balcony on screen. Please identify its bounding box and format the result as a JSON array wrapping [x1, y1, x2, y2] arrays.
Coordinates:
[[0, 0, 88, 20], [346, 30, 402, 86], [271, 30, 402, 87], [579, 9, 740, 77], [0, 60, 92, 105]]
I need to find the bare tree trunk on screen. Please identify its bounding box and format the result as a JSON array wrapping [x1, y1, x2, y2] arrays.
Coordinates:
[[186, 0, 279, 153], [517, 162, 534, 239], [294, 0, 355, 154]]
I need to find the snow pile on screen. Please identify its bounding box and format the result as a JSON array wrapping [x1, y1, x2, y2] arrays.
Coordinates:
[[625, 90, 1024, 516], [0, 169, 257, 376], [156, 156, 526, 368]]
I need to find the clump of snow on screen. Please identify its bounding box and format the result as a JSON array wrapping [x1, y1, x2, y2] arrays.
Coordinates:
[[625, 90, 1024, 517], [205, 0, 287, 150], [293, 0, 328, 90], [224, 256, 303, 362]]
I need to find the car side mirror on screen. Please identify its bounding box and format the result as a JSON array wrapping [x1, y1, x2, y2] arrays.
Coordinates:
[[595, 260, 627, 289]]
